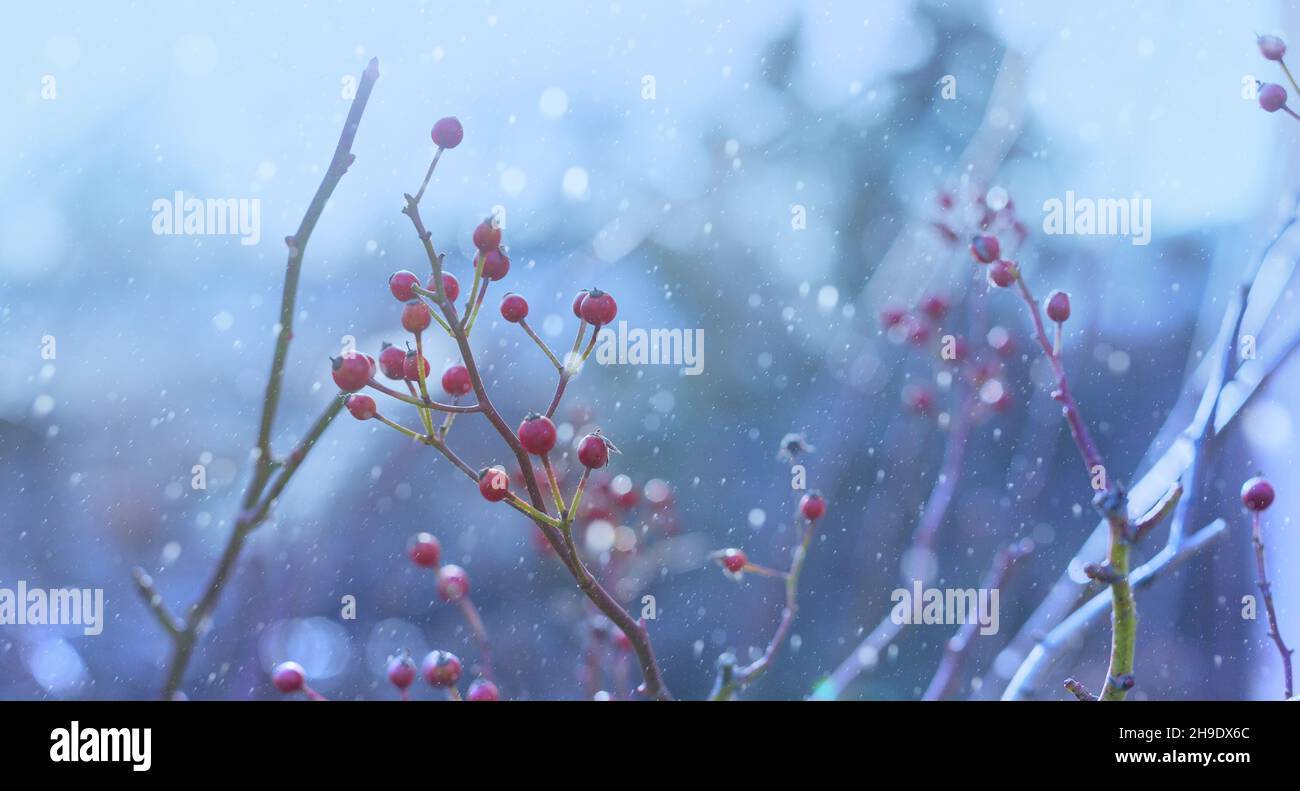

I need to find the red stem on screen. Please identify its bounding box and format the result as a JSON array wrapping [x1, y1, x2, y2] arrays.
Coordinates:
[[1013, 273, 1106, 479]]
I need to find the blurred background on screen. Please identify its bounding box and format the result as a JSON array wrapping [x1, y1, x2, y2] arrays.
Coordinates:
[[2, 0, 1298, 701]]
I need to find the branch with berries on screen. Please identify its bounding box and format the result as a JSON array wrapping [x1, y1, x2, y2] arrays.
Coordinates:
[[973, 230, 1185, 701], [1001, 199, 1300, 700], [1242, 476, 1294, 699], [814, 193, 1026, 701], [1256, 34, 1300, 121], [135, 58, 380, 700], [708, 491, 827, 700], [326, 115, 671, 700]]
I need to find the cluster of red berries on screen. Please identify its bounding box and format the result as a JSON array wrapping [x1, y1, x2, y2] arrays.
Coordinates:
[[322, 115, 659, 699], [878, 186, 1039, 419], [931, 183, 1028, 251], [385, 649, 499, 701], [407, 532, 471, 601], [469, 418, 621, 505], [880, 287, 1020, 417]]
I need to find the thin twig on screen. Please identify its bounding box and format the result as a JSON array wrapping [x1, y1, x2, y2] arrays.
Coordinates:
[[711, 517, 818, 700], [1251, 510, 1294, 699], [144, 59, 380, 699], [131, 568, 184, 638], [159, 394, 345, 698], [922, 539, 1033, 700], [457, 596, 495, 683], [519, 318, 563, 371], [1063, 678, 1097, 701], [811, 388, 973, 700]]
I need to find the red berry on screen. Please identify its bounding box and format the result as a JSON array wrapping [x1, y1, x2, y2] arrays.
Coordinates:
[[611, 629, 632, 652], [404, 351, 431, 381], [387, 654, 417, 690], [1046, 290, 1071, 323], [437, 564, 471, 601], [516, 413, 558, 455], [1259, 34, 1288, 62], [1260, 82, 1289, 113], [466, 679, 500, 701], [441, 364, 472, 396], [346, 394, 377, 420], [577, 433, 611, 469], [799, 492, 826, 521], [920, 294, 949, 321], [580, 289, 618, 325], [473, 220, 501, 253], [421, 650, 462, 687], [478, 467, 511, 502], [572, 290, 589, 318], [880, 306, 907, 329], [331, 355, 372, 392], [1241, 476, 1275, 512], [903, 384, 934, 415], [408, 532, 442, 568], [431, 116, 464, 149], [719, 548, 747, 574], [500, 293, 529, 322], [389, 270, 420, 301], [429, 272, 460, 302], [272, 661, 306, 693], [970, 234, 1000, 263], [987, 259, 1018, 288], [481, 247, 510, 281], [402, 301, 433, 333], [907, 321, 931, 346], [378, 343, 407, 380]]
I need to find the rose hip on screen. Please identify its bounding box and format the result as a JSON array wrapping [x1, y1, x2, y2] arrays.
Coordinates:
[[441, 364, 472, 396], [408, 532, 442, 568]]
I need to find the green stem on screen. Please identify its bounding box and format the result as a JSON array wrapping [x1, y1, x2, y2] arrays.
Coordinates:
[[1281, 59, 1300, 99], [366, 379, 479, 412], [564, 467, 590, 524], [542, 454, 565, 516], [1099, 530, 1136, 701], [460, 253, 483, 329], [464, 279, 491, 336], [505, 493, 561, 528], [520, 318, 563, 371], [375, 412, 426, 442]]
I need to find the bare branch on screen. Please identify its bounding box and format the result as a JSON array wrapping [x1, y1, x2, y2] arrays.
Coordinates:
[[145, 59, 380, 699]]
